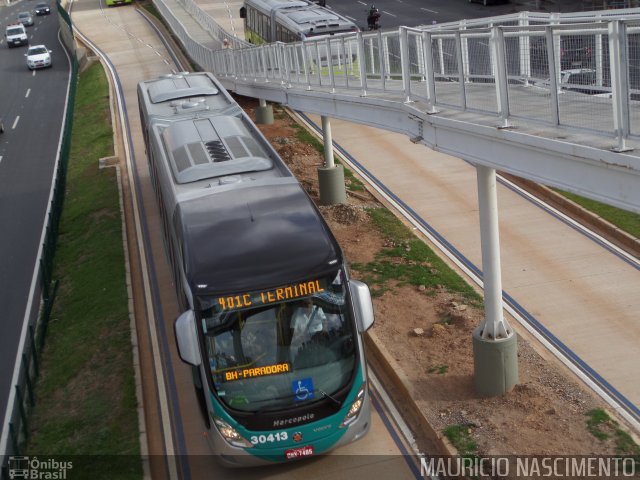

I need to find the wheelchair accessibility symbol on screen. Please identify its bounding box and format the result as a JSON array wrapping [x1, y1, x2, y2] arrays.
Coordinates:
[[293, 378, 315, 402]]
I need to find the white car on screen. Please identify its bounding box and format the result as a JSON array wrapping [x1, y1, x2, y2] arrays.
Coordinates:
[[5, 24, 28, 48], [25, 45, 52, 70]]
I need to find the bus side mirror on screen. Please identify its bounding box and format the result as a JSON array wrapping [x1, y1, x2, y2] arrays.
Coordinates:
[[239, 6, 246, 18], [175, 310, 202, 366], [349, 280, 374, 333]]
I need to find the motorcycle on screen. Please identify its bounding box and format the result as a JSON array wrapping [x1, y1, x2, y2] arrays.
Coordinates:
[[367, 10, 381, 30]]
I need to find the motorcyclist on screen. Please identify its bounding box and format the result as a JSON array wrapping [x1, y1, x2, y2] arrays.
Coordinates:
[[367, 5, 380, 30]]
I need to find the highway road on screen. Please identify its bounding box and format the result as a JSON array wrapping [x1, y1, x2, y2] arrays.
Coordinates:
[[0, 0, 70, 430], [327, 0, 534, 30]]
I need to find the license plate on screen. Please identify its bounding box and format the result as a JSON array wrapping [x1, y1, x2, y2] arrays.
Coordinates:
[[285, 445, 314, 460]]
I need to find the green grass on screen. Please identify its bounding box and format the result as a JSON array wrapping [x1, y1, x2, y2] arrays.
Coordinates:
[[352, 208, 484, 303], [586, 408, 640, 467], [555, 190, 640, 239], [443, 424, 478, 456], [26, 63, 141, 478], [293, 122, 325, 152], [586, 408, 612, 441], [428, 364, 449, 375], [142, 1, 160, 18]]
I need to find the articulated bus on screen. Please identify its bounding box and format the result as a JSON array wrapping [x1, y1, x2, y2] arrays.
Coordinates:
[[240, 0, 358, 44], [137, 72, 374, 465]]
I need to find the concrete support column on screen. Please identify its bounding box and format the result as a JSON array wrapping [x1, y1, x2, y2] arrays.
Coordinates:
[[255, 98, 273, 125], [322, 115, 335, 169], [318, 116, 346, 205], [473, 165, 518, 396]]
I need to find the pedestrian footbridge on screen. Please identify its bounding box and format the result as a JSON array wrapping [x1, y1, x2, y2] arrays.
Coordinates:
[[153, 0, 640, 214]]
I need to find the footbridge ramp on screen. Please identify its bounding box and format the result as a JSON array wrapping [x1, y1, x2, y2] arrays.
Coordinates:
[[153, 0, 640, 213]]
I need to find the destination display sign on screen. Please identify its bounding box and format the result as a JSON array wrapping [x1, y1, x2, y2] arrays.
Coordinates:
[[216, 279, 326, 311], [224, 362, 291, 382]]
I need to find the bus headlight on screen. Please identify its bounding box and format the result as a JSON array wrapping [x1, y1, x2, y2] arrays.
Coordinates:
[[340, 384, 366, 428], [213, 416, 253, 448]]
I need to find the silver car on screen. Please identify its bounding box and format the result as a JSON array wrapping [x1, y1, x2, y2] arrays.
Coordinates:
[[18, 12, 34, 27]]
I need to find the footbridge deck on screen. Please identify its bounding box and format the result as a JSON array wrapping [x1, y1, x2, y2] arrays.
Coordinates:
[[154, 0, 640, 213]]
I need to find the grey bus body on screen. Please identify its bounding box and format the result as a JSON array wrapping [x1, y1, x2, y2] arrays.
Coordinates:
[[137, 72, 340, 300], [137, 72, 374, 465], [241, 0, 358, 43]]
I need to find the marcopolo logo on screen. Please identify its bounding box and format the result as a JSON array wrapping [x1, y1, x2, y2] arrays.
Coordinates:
[[8, 456, 73, 479]]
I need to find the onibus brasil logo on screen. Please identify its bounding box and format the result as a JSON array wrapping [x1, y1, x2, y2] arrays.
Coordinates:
[[8, 456, 73, 479]]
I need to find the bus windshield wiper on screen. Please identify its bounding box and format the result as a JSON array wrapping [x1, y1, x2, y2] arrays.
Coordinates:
[[319, 389, 341, 407]]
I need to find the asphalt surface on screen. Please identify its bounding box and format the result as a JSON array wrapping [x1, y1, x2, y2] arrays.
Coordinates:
[[327, 0, 589, 31], [0, 0, 70, 428]]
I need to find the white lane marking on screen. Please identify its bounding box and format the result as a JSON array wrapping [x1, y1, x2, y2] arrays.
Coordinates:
[[346, 15, 357, 22], [26, 88, 31, 98], [0, 156, 3, 164], [357, 0, 367, 5], [32, 70, 36, 77], [12, 116, 20, 129], [421, 7, 439, 13], [382, 10, 396, 17]]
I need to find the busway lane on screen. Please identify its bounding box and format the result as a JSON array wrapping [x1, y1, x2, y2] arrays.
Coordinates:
[[69, 1, 425, 479]]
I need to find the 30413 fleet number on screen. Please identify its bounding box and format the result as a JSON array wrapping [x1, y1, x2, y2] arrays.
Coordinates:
[[250, 432, 288, 444]]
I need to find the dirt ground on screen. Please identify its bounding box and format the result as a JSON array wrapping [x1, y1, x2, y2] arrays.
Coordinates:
[[237, 96, 640, 460]]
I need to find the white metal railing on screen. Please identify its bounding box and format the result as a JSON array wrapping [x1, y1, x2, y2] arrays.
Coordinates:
[[216, 23, 640, 149], [154, 0, 640, 151]]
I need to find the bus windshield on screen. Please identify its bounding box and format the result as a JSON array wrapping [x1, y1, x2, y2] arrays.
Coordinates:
[[200, 271, 356, 412]]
